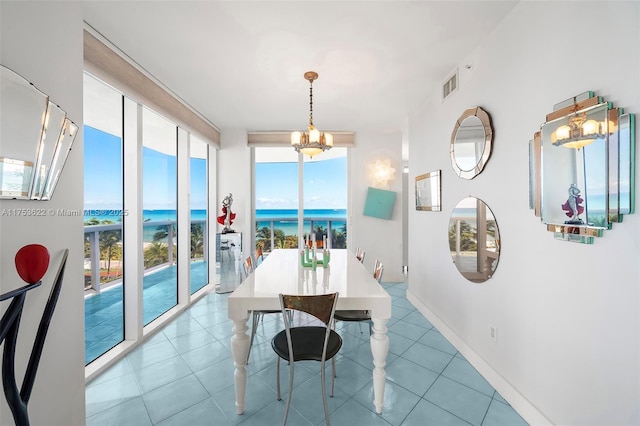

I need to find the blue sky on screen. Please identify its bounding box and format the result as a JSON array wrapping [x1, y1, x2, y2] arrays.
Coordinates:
[[85, 125, 346, 211], [84, 126, 207, 210], [255, 156, 347, 210]]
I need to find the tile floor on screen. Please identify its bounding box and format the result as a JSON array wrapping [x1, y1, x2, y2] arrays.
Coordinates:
[[85, 282, 528, 425], [85, 261, 210, 364]]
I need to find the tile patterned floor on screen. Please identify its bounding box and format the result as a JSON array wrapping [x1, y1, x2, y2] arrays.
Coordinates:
[[85, 261, 210, 364], [85, 282, 528, 425]]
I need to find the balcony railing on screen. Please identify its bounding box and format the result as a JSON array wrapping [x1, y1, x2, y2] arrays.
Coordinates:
[[83, 219, 207, 293], [255, 215, 347, 252]]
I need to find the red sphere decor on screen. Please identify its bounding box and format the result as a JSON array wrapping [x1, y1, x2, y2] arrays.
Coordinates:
[[15, 244, 50, 284]]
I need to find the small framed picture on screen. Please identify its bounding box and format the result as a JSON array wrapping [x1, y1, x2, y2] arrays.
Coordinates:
[[415, 170, 441, 211]]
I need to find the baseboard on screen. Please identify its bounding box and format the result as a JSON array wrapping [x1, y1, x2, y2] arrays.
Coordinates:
[[406, 289, 553, 426]]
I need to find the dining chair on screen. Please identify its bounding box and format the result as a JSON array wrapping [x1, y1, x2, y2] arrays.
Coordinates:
[[244, 255, 291, 364], [271, 293, 342, 426], [355, 247, 365, 263], [253, 246, 264, 267], [333, 259, 383, 335], [372, 259, 384, 283], [243, 256, 254, 277]]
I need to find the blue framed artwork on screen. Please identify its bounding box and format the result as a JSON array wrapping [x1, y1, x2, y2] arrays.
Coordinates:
[[363, 187, 396, 220]]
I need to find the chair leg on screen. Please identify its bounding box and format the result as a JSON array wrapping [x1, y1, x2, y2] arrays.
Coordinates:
[[247, 311, 261, 364], [330, 358, 336, 395], [276, 357, 282, 401], [320, 360, 331, 426], [283, 358, 295, 425]]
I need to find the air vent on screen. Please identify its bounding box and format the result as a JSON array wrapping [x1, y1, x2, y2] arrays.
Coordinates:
[[442, 69, 458, 100]]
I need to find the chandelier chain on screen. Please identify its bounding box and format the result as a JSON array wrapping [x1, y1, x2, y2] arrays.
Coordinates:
[[309, 81, 314, 127]]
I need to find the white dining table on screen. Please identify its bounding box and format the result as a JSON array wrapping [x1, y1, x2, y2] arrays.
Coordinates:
[[227, 248, 392, 415]]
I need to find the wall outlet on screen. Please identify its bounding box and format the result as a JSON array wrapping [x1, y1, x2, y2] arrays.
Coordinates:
[[489, 325, 497, 342]]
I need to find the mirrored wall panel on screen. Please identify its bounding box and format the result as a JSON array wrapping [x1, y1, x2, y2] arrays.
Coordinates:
[[449, 197, 500, 283], [529, 91, 636, 243], [0, 64, 78, 200], [450, 107, 493, 179], [415, 170, 441, 211]]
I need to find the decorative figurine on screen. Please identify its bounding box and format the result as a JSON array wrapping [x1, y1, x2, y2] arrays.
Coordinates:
[[217, 193, 236, 233], [561, 183, 585, 224]]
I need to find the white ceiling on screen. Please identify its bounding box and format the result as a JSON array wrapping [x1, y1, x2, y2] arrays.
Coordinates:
[[82, 1, 518, 134]]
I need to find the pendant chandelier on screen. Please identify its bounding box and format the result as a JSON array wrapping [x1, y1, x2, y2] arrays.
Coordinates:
[[291, 71, 333, 157]]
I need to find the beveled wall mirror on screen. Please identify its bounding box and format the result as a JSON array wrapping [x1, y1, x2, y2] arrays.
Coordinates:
[[0, 64, 78, 200], [450, 106, 493, 179], [415, 170, 441, 211], [449, 196, 500, 283], [530, 91, 636, 243]]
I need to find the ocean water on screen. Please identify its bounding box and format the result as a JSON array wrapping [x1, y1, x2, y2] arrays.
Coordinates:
[[256, 209, 346, 236], [84, 209, 346, 239]]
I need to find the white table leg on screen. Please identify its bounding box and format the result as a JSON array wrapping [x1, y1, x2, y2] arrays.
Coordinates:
[[370, 317, 389, 414], [231, 316, 250, 414]]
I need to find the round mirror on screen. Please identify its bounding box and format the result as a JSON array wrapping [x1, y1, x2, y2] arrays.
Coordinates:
[[450, 107, 493, 179], [449, 197, 500, 283]]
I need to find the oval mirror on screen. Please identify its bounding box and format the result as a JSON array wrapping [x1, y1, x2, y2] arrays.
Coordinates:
[[449, 197, 500, 283], [450, 107, 493, 179]]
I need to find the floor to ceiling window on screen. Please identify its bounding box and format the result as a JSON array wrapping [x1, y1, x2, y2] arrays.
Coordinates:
[[190, 135, 208, 294], [83, 73, 125, 365], [255, 148, 300, 252], [254, 147, 347, 253], [142, 107, 178, 325], [83, 71, 213, 367], [303, 148, 347, 248]]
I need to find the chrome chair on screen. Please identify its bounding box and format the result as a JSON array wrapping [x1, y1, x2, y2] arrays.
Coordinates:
[[243, 256, 254, 278], [333, 259, 383, 335], [272, 293, 342, 426], [244, 256, 291, 364], [372, 259, 384, 283]]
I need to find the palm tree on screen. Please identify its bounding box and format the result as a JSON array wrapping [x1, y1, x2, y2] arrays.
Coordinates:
[[98, 219, 122, 281], [144, 241, 169, 268], [332, 227, 346, 249], [448, 220, 477, 252], [312, 225, 326, 243], [256, 226, 272, 251], [273, 229, 286, 249], [190, 223, 204, 259], [153, 224, 175, 242]]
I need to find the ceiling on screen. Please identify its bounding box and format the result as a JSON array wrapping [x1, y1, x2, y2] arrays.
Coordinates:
[[82, 1, 518, 135]]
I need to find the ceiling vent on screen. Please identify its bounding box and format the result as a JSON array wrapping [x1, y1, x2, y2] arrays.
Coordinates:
[[442, 68, 458, 100]]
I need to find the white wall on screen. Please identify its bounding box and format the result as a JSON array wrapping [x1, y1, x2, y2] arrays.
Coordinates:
[[350, 131, 404, 282], [217, 129, 252, 257], [407, 2, 639, 425], [0, 2, 86, 425]]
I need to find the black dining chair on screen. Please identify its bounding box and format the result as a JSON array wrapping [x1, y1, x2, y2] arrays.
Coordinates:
[[271, 293, 342, 426], [333, 259, 383, 335]]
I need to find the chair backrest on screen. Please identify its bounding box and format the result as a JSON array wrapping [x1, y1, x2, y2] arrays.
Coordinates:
[[355, 248, 365, 263], [373, 259, 384, 283], [243, 256, 254, 276], [279, 293, 338, 327]]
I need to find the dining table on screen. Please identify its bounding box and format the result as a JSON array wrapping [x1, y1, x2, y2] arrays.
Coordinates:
[[227, 248, 392, 415]]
